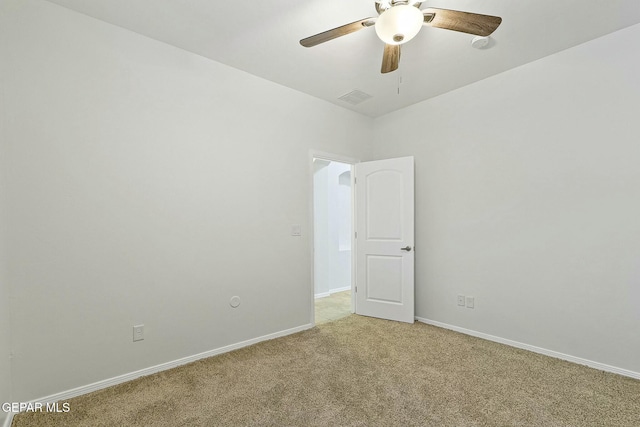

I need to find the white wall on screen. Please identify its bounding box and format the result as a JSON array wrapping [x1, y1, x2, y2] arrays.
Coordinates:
[[328, 163, 352, 291], [0, 289, 9, 427], [0, 172, 10, 427], [0, 287, 9, 427], [313, 161, 351, 297], [313, 160, 331, 296], [0, 0, 372, 401], [373, 24, 640, 374], [0, 2, 13, 418]]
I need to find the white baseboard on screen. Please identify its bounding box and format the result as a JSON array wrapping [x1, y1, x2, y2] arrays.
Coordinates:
[[27, 323, 313, 406], [415, 317, 640, 380], [315, 286, 351, 299]]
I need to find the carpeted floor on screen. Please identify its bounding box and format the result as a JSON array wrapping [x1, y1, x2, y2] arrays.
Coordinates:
[[12, 315, 640, 426]]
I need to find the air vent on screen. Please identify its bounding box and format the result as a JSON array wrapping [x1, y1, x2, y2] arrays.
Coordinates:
[[338, 89, 372, 105]]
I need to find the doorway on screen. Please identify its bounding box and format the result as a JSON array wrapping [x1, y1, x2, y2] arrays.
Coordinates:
[[312, 157, 353, 324]]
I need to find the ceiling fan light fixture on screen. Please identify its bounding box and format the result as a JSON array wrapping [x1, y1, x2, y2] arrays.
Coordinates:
[[374, 5, 423, 45]]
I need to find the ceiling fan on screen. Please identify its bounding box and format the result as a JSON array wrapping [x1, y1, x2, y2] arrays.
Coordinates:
[[300, 0, 502, 74]]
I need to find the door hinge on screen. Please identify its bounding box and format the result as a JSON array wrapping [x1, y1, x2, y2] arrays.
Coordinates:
[[354, 177, 357, 184], [354, 231, 357, 238]]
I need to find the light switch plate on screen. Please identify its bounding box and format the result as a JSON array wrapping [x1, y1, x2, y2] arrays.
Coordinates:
[[133, 324, 144, 342], [291, 224, 301, 236]]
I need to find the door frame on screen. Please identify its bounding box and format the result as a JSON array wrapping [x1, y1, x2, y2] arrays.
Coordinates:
[[308, 150, 359, 326]]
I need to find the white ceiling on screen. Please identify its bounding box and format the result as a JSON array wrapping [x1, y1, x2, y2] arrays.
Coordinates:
[[44, 0, 640, 118]]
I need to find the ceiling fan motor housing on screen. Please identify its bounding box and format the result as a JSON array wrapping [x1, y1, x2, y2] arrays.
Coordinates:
[[375, 1, 423, 15]]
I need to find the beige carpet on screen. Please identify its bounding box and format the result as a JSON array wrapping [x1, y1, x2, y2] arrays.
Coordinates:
[[13, 315, 640, 426]]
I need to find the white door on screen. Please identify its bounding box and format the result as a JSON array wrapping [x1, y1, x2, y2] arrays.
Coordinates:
[[355, 156, 414, 323]]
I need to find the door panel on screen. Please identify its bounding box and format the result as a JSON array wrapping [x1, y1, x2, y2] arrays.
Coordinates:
[[366, 255, 403, 303], [366, 170, 403, 240], [355, 157, 414, 323]]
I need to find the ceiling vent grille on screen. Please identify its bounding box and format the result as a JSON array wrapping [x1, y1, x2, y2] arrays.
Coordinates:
[[338, 90, 372, 105]]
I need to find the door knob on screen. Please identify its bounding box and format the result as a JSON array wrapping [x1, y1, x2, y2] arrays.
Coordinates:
[[400, 246, 412, 252]]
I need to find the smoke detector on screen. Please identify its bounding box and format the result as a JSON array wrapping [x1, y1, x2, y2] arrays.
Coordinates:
[[471, 36, 490, 49]]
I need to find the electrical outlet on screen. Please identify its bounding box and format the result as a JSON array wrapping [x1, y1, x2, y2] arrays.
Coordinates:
[[133, 324, 144, 342], [466, 297, 475, 309], [457, 295, 465, 306], [230, 296, 241, 308]]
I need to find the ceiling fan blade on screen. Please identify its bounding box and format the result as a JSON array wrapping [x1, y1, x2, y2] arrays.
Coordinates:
[[422, 8, 502, 37], [381, 44, 400, 74], [300, 18, 375, 47]]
